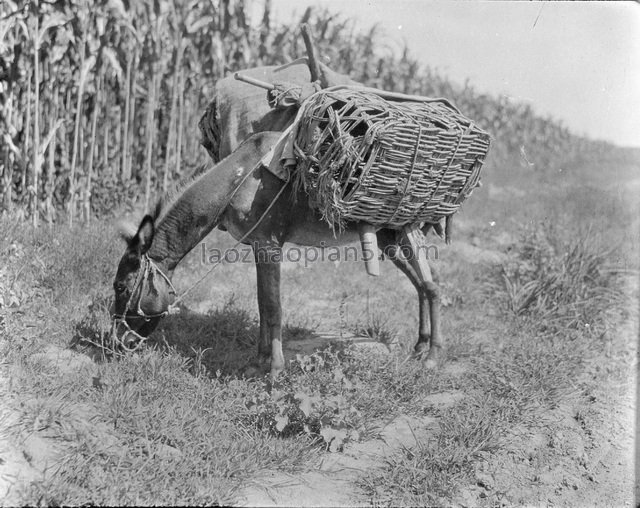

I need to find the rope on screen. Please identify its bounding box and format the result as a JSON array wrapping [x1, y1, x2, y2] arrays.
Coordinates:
[[110, 254, 178, 354], [113, 254, 177, 321], [268, 84, 302, 109], [168, 177, 291, 310]]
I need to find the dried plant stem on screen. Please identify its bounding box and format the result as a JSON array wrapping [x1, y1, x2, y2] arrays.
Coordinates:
[[102, 107, 109, 171], [68, 29, 87, 227], [125, 48, 138, 183], [121, 53, 132, 181], [162, 40, 183, 192], [22, 68, 31, 197], [32, 3, 40, 227], [174, 71, 185, 177], [85, 75, 101, 223], [144, 72, 157, 212], [45, 84, 58, 225]]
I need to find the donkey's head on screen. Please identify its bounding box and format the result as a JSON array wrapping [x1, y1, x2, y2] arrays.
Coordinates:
[[111, 215, 175, 340]]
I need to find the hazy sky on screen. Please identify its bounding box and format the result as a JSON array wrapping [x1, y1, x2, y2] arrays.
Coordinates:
[[265, 0, 640, 148]]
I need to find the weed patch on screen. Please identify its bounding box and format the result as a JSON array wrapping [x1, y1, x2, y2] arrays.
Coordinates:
[[242, 348, 364, 451], [500, 223, 621, 337], [364, 397, 504, 506], [17, 349, 319, 505], [353, 309, 398, 346]]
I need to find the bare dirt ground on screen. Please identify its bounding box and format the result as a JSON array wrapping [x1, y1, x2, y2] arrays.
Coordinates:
[[0, 347, 99, 505], [0, 232, 636, 506], [7, 335, 631, 508], [233, 329, 636, 507], [211, 234, 638, 507], [1, 346, 634, 507], [235, 357, 465, 507], [3, 275, 635, 507]]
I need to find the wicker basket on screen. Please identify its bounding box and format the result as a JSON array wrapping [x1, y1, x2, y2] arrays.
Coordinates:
[[292, 88, 491, 230]]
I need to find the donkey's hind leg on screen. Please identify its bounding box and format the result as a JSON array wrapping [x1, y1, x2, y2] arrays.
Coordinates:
[[378, 228, 442, 368]]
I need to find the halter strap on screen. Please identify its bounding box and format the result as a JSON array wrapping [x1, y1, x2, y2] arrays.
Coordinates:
[[115, 254, 177, 322], [111, 153, 291, 353]]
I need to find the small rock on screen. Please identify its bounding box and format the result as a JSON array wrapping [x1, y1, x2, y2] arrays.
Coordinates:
[[537, 471, 558, 485], [476, 472, 494, 490], [422, 391, 465, 409], [561, 475, 579, 490], [456, 487, 480, 507], [379, 415, 438, 450], [31, 346, 95, 375], [154, 443, 182, 459]]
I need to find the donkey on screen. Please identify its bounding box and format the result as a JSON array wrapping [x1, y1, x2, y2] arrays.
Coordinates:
[[112, 131, 442, 379]]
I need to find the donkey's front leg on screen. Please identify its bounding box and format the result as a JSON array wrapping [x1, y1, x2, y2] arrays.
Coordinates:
[[254, 249, 285, 379]]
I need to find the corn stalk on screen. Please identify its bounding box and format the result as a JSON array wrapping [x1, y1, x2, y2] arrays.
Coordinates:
[[125, 47, 138, 183], [120, 52, 132, 182], [68, 25, 94, 227], [162, 37, 183, 193], [144, 12, 162, 212], [0, 1, 620, 222], [31, 0, 39, 226], [45, 83, 58, 225], [84, 74, 100, 223]]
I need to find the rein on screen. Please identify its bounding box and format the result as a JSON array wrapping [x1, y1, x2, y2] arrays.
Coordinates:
[[169, 175, 291, 308]]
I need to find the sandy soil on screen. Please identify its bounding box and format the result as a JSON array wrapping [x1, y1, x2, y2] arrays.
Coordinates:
[[235, 332, 636, 507], [0, 332, 635, 507], [1, 242, 636, 506]]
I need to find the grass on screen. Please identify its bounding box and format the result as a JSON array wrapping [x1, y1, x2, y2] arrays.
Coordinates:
[[13, 346, 322, 505], [364, 397, 506, 506], [353, 305, 399, 346], [355, 156, 638, 505], [0, 148, 637, 505]]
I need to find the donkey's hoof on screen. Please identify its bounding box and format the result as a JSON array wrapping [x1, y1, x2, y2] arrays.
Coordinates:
[[243, 365, 261, 378], [424, 356, 438, 370], [242, 359, 269, 378], [257, 354, 270, 367], [269, 366, 284, 382], [414, 342, 430, 355], [425, 346, 442, 369], [414, 343, 441, 370]]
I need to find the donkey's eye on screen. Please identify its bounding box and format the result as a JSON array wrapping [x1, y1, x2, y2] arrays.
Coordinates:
[[114, 282, 127, 294]]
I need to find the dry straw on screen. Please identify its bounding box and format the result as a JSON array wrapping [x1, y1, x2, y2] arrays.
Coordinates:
[[292, 88, 491, 231]]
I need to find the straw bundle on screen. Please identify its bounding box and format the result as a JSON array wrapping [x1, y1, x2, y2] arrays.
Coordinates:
[[292, 88, 491, 230]]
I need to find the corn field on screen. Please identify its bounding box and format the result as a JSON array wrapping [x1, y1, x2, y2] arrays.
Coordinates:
[[0, 0, 628, 227]]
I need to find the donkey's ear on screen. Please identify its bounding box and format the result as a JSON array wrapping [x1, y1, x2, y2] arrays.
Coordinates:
[[130, 215, 155, 254], [117, 219, 138, 244]]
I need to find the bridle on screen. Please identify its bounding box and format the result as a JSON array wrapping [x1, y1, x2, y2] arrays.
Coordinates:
[[110, 150, 292, 352], [108, 254, 177, 353], [112, 254, 176, 331]]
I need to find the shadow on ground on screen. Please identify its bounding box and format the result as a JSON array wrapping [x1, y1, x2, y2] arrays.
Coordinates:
[[69, 299, 390, 379], [153, 303, 335, 378]]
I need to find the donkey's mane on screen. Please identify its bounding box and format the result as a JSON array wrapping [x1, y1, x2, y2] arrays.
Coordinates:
[[150, 132, 279, 229], [151, 160, 215, 225]]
